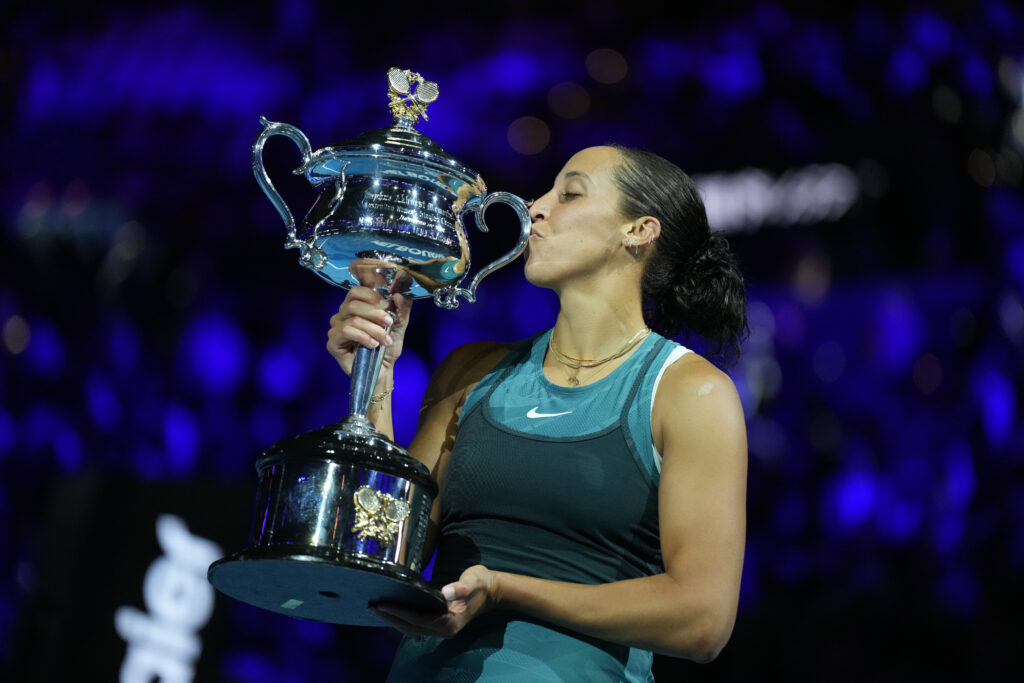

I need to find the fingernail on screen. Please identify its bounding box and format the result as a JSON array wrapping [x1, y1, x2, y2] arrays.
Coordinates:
[[442, 585, 455, 601], [385, 334, 394, 346]]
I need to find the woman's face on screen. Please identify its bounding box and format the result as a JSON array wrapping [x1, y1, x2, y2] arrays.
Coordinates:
[[525, 146, 633, 288]]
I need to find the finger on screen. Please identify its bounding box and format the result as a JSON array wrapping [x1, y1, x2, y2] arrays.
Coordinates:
[[333, 301, 395, 329], [342, 286, 390, 309], [372, 604, 453, 637], [440, 583, 477, 615], [329, 318, 389, 349], [374, 602, 446, 626], [369, 606, 440, 638], [442, 577, 481, 601]]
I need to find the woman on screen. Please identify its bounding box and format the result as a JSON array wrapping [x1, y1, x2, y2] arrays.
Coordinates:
[[327, 145, 748, 681]]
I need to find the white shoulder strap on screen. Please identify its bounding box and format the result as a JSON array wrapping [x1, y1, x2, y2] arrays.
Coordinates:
[[650, 346, 692, 473]]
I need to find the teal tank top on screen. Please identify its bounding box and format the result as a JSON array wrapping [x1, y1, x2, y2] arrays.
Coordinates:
[[388, 331, 686, 682]]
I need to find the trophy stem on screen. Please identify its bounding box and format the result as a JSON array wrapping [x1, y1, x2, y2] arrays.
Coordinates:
[[343, 267, 397, 433], [349, 342, 387, 420]]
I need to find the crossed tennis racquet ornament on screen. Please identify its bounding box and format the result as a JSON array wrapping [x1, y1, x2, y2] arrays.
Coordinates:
[[386, 67, 439, 121]]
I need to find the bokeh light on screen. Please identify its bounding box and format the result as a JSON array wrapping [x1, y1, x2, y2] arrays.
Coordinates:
[[912, 353, 943, 394], [968, 148, 996, 187], [507, 116, 551, 155], [547, 82, 591, 119], [585, 48, 629, 84], [178, 313, 249, 396], [2, 316, 29, 355]]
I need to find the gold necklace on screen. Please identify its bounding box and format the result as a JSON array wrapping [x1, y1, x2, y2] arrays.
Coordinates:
[[548, 328, 651, 385]]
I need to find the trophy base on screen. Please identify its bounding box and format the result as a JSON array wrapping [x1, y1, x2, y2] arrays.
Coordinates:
[[208, 545, 446, 626]]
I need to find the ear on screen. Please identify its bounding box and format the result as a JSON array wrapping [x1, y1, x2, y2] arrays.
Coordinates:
[[621, 217, 662, 247]]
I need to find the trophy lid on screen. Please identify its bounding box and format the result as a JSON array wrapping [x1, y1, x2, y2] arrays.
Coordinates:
[[306, 68, 480, 187]]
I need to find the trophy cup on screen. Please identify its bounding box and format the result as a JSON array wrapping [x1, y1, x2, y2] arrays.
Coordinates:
[[207, 68, 532, 626]]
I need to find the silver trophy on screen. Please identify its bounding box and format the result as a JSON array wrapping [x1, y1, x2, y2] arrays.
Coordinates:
[[207, 68, 531, 625]]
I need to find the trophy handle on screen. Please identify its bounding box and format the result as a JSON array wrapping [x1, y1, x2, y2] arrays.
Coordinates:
[[436, 192, 532, 309], [252, 116, 314, 253]]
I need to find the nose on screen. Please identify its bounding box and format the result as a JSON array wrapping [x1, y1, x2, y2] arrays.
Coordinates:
[[528, 195, 547, 223]]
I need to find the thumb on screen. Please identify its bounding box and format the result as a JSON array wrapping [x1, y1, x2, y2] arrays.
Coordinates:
[[441, 582, 467, 602]]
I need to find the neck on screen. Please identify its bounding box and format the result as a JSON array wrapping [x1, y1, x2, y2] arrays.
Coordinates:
[[550, 272, 648, 359]]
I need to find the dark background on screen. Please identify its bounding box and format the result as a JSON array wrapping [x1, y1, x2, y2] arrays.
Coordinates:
[[2, 1, 1023, 680]]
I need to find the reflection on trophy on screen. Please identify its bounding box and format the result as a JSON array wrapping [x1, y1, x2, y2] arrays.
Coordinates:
[[207, 68, 532, 625]]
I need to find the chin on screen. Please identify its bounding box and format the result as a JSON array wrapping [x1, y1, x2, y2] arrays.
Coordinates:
[[523, 257, 554, 289]]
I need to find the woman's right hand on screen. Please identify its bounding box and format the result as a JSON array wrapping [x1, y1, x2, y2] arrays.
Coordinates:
[[326, 286, 412, 378]]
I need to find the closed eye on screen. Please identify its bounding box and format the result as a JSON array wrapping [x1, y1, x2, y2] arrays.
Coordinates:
[[559, 192, 581, 201]]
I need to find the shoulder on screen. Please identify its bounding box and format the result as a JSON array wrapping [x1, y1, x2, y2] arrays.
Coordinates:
[[651, 352, 746, 454], [436, 340, 518, 382], [657, 352, 736, 398], [424, 339, 525, 405]]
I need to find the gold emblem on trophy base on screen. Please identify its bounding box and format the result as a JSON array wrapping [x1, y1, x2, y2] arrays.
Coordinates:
[[351, 485, 412, 547]]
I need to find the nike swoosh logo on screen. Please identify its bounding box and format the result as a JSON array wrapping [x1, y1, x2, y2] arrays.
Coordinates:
[[526, 407, 573, 419]]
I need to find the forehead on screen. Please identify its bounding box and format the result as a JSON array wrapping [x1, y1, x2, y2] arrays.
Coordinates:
[[558, 146, 623, 181]]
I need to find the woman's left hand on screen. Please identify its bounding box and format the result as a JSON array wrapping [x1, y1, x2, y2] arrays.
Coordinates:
[[371, 565, 499, 638]]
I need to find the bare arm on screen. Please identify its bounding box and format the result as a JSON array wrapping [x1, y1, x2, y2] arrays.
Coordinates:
[[375, 353, 748, 662]]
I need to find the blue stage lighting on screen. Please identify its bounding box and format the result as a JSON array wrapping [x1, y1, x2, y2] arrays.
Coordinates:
[[1006, 240, 1024, 291], [179, 313, 249, 396], [258, 346, 307, 401], [828, 467, 878, 532], [907, 10, 953, 60], [877, 496, 923, 545], [944, 442, 977, 509], [53, 424, 83, 472], [23, 318, 64, 379], [107, 318, 142, 376], [163, 403, 200, 475], [874, 290, 924, 374], [248, 404, 287, 452], [962, 54, 995, 97], [886, 46, 929, 95], [86, 373, 121, 431], [0, 409, 13, 457], [391, 348, 430, 448], [704, 48, 764, 100], [973, 367, 1015, 449]]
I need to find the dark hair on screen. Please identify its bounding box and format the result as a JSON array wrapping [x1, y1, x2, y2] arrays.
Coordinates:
[[610, 146, 748, 365]]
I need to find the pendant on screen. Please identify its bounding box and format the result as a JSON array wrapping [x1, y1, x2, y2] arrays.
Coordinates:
[[567, 376, 580, 386]]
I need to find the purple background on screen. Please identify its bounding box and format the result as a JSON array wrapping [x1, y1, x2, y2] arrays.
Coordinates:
[[2, 1, 1023, 680]]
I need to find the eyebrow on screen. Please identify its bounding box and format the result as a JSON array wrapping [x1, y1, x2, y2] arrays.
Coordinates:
[[561, 170, 591, 182]]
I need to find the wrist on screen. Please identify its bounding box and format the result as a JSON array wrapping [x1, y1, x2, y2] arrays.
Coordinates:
[[375, 366, 395, 391], [488, 570, 508, 610], [368, 383, 394, 407]]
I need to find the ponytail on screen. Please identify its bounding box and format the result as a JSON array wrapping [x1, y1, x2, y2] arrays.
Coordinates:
[[610, 146, 748, 365]]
